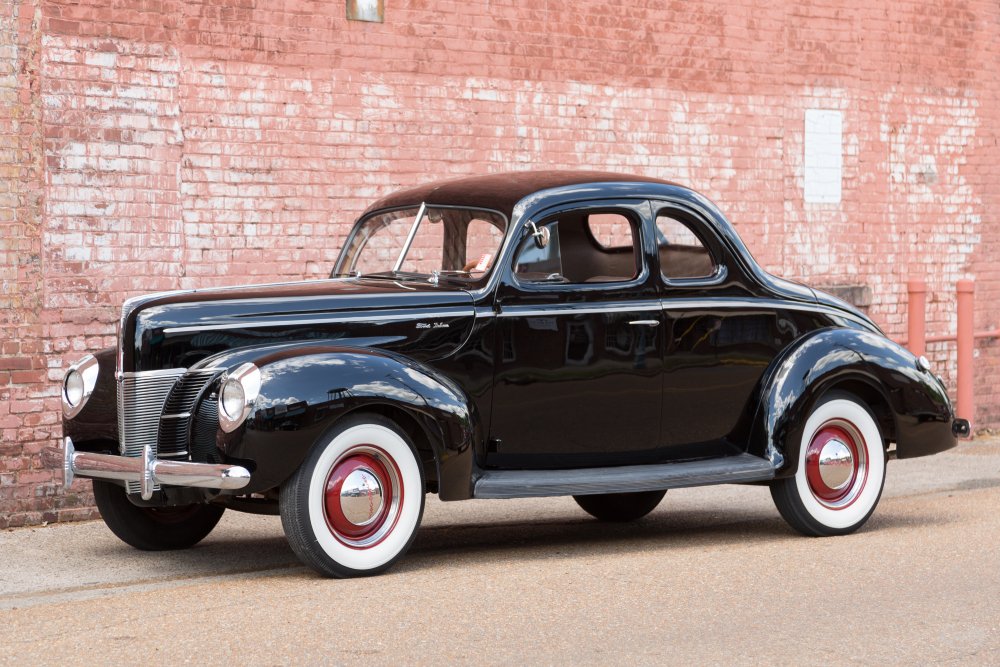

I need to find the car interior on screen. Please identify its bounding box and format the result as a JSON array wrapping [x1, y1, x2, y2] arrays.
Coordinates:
[[513, 209, 716, 284]]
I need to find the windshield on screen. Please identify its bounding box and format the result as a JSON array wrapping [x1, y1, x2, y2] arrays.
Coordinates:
[[334, 206, 508, 285]]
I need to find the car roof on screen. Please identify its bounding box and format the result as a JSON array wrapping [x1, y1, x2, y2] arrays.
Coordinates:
[[362, 170, 684, 219]]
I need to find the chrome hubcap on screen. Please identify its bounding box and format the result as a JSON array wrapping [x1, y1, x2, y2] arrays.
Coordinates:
[[805, 420, 867, 508], [323, 446, 403, 548], [817, 439, 854, 490], [340, 468, 384, 526]]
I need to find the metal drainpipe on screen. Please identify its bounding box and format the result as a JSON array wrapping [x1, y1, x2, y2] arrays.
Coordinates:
[[907, 279, 926, 358], [956, 279, 974, 428]]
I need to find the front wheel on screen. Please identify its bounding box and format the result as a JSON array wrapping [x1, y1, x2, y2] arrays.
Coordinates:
[[92, 480, 225, 550], [573, 489, 667, 522], [279, 414, 425, 578], [770, 394, 887, 536]]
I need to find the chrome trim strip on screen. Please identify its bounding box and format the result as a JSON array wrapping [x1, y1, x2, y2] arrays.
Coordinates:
[[160, 412, 192, 420], [497, 301, 661, 318], [474, 307, 496, 319], [490, 297, 871, 329], [45, 437, 251, 494], [658, 297, 799, 310], [117, 367, 192, 380], [161, 308, 474, 334], [658, 297, 874, 328], [393, 202, 427, 272], [628, 320, 660, 327]]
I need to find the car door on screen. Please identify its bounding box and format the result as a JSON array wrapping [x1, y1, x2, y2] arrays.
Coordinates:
[[487, 199, 664, 469], [654, 201, 815, 459]]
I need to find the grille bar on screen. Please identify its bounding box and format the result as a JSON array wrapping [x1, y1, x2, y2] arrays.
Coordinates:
[[191, 396, 220, 463], [117, 368, 185, 495], [157, 369, 220, 459]]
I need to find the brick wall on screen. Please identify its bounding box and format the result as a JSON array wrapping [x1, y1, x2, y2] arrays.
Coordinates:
[[1, 0, 998, 527]]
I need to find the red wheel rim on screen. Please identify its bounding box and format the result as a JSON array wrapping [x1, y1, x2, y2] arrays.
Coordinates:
[[322, 446, 403, 548], [805, 419, 868, 509]]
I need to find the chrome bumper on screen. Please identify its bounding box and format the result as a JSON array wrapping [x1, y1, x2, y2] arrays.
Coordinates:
[[44, 437, 251, 500]]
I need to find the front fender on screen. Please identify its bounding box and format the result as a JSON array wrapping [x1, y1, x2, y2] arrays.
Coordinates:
[[209, 343, 477, 498], [750, 328, 955, 477]]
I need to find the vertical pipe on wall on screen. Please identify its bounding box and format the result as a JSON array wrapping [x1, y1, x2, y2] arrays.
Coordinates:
[[907, 279, 927, 357], [956, 279, 975, 426]]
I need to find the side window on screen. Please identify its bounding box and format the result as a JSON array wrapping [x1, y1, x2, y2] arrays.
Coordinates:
[[656, 212, 717, 280], [514, 210, 640, 285], [514, 221, 563, 281]]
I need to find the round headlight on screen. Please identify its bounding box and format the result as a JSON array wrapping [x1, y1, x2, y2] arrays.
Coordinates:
[[64, 370, 85, 407], [217, 363, 261, 433], [62, 355, 99, 418], [220, 378, 246, 421]]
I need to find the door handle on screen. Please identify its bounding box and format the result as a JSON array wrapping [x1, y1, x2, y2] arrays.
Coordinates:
[[628, 320, 660, 327]]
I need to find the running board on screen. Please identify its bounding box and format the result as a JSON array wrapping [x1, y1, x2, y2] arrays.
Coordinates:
[[473, 454, 775, 499]]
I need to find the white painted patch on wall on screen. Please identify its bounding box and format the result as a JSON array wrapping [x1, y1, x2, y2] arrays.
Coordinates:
[[347, 0, 384, 23], [804, 109, 843, 204]]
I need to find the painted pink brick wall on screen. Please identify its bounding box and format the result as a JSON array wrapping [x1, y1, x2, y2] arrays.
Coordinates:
[[1, 0, 998, 527]]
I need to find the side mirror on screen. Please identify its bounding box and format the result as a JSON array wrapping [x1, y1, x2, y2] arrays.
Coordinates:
[[525, 221, 550, 249]]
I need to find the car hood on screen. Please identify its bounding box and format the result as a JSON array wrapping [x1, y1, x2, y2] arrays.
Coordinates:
[[122, 278, 477, 372]]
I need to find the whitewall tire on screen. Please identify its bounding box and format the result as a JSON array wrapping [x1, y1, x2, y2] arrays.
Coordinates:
[[280, 414, 425, 577], [770, 394, 887, 536]]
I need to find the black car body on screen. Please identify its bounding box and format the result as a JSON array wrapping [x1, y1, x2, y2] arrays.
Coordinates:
[[51, 171, 967, 577]]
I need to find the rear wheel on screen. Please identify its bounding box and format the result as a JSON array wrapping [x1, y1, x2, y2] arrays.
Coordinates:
[[280, 414, 425, 578], [573, 489, 667, 522], [92, 480, 225, 550], [770, 394, 887, 536]]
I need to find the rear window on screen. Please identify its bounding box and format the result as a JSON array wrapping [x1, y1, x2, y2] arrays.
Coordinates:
[[656, 212, 718, 280]]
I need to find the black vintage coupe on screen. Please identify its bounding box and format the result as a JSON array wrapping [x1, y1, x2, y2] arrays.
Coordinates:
[[50, 171, 968, 577]]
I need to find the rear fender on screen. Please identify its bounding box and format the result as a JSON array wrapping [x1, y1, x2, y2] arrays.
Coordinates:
[[749, 328, 954, 477]]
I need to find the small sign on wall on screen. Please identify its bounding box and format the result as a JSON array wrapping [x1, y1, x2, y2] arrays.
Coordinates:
[[804, 109, 842, 204], [347, 0, 384, 22]]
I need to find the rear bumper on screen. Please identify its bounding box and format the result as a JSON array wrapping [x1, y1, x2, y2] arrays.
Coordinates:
[[43, 437, 251, 501]]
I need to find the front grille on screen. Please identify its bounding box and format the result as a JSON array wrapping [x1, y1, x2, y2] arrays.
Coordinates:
[[191, 393, 220, 463], [157, 369, 221, 459], [117, 368, 186, 494]]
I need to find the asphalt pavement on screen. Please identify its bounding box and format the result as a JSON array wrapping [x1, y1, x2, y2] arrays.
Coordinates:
[[2, 436, 999, 665]]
